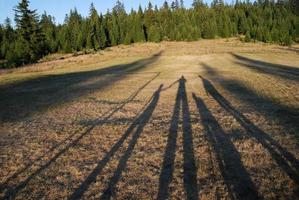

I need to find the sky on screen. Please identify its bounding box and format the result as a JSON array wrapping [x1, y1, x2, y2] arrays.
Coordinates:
[[0, 0, 196, 26]]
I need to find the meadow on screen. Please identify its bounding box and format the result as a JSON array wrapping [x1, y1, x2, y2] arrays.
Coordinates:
[[0, 39, 299, 199]]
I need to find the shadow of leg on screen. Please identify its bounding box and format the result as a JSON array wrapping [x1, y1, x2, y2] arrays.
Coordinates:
[[157, 80, 181, 200], [193, 93, 259, 199], [158, 76, 199, 200], [1, 72, 161, 196], [199, 75, 299, 185], [181, 78, 199, 200], [100, 85, 163, 200], [69, 85, 163, 200]]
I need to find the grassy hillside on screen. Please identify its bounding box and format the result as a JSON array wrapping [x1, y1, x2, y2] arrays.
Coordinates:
[[1, 39, 299, 199]]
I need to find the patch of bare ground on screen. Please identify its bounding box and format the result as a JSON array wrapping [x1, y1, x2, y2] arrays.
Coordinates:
[[0, 39, 299, 199]]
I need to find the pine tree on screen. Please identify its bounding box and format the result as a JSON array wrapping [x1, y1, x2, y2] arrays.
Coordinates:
[[99, 14, 108, 49], [1, 18, 15, 61], [144, 2, 156, 42], [59, 22, 72, 52], [160, 1, 172, 40], [202, 11, 218, 39], [107, 1, 127, 46], [1, 0, 298, 68], [14, 0, 37, 43], [113, 0, 126, 44], [134, 6, 146, 42], [87, 3, 101, 50], [40, 12, 57, 53], [63, 8, 84, 52], [14, 0, 46, 64]]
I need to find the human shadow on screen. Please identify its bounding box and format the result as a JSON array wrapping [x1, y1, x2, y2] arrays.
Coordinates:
[[69, 84, 163, 200], [202, 63, 299, 135], [158, 76, 198, 200], [231, 53, 299, 82], [1, 73, 160, 199], [198, 75, 299, 186], [192, 93, 259, 199], [0, 51, 163, 122]]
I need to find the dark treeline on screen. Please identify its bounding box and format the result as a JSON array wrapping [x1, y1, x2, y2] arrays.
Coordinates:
[[0, 0, 298, 68]]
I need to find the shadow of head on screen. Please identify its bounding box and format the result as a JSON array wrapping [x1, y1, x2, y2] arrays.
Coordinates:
[[180, 75, 186, 83], [230, 53, 299, 81]]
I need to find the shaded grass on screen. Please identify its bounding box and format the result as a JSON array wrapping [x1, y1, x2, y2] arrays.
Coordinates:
[[0, 51, 162, 122], [1, 73, 161, 200], [158, 76, 198, 200], [193, 92, 259, 199], [202, 63, 299, 135], [1, 41, 299, 199], [69, 85, 163, 200], [232, 53, 299, 82], [200, 66, 299, 186]]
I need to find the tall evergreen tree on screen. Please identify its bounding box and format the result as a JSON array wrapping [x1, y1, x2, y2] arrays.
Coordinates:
[[14, 0, 46, 64], [87, 3, 101, 50], [1, 18, 15, 61], [40, 12, 57, 53]]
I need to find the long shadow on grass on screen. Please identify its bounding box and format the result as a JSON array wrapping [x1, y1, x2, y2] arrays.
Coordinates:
[[0, 51, 162, 122], [200, 65, 299, 185], [1, 73, 160, 199], [232, 53, 299, 82], [202, 63, 299, 134], [192, 93, 259, 199], [69, 85, 162, 200], [199, 75, 299, 185], [157, 76, 198, 200]]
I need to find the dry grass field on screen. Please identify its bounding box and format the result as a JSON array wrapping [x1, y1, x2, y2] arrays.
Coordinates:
[[0, 38, 299, 199]]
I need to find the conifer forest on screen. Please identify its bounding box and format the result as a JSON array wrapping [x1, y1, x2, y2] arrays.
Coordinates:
[[0, 0, 298, 68], [1, 1, 299, 199]]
